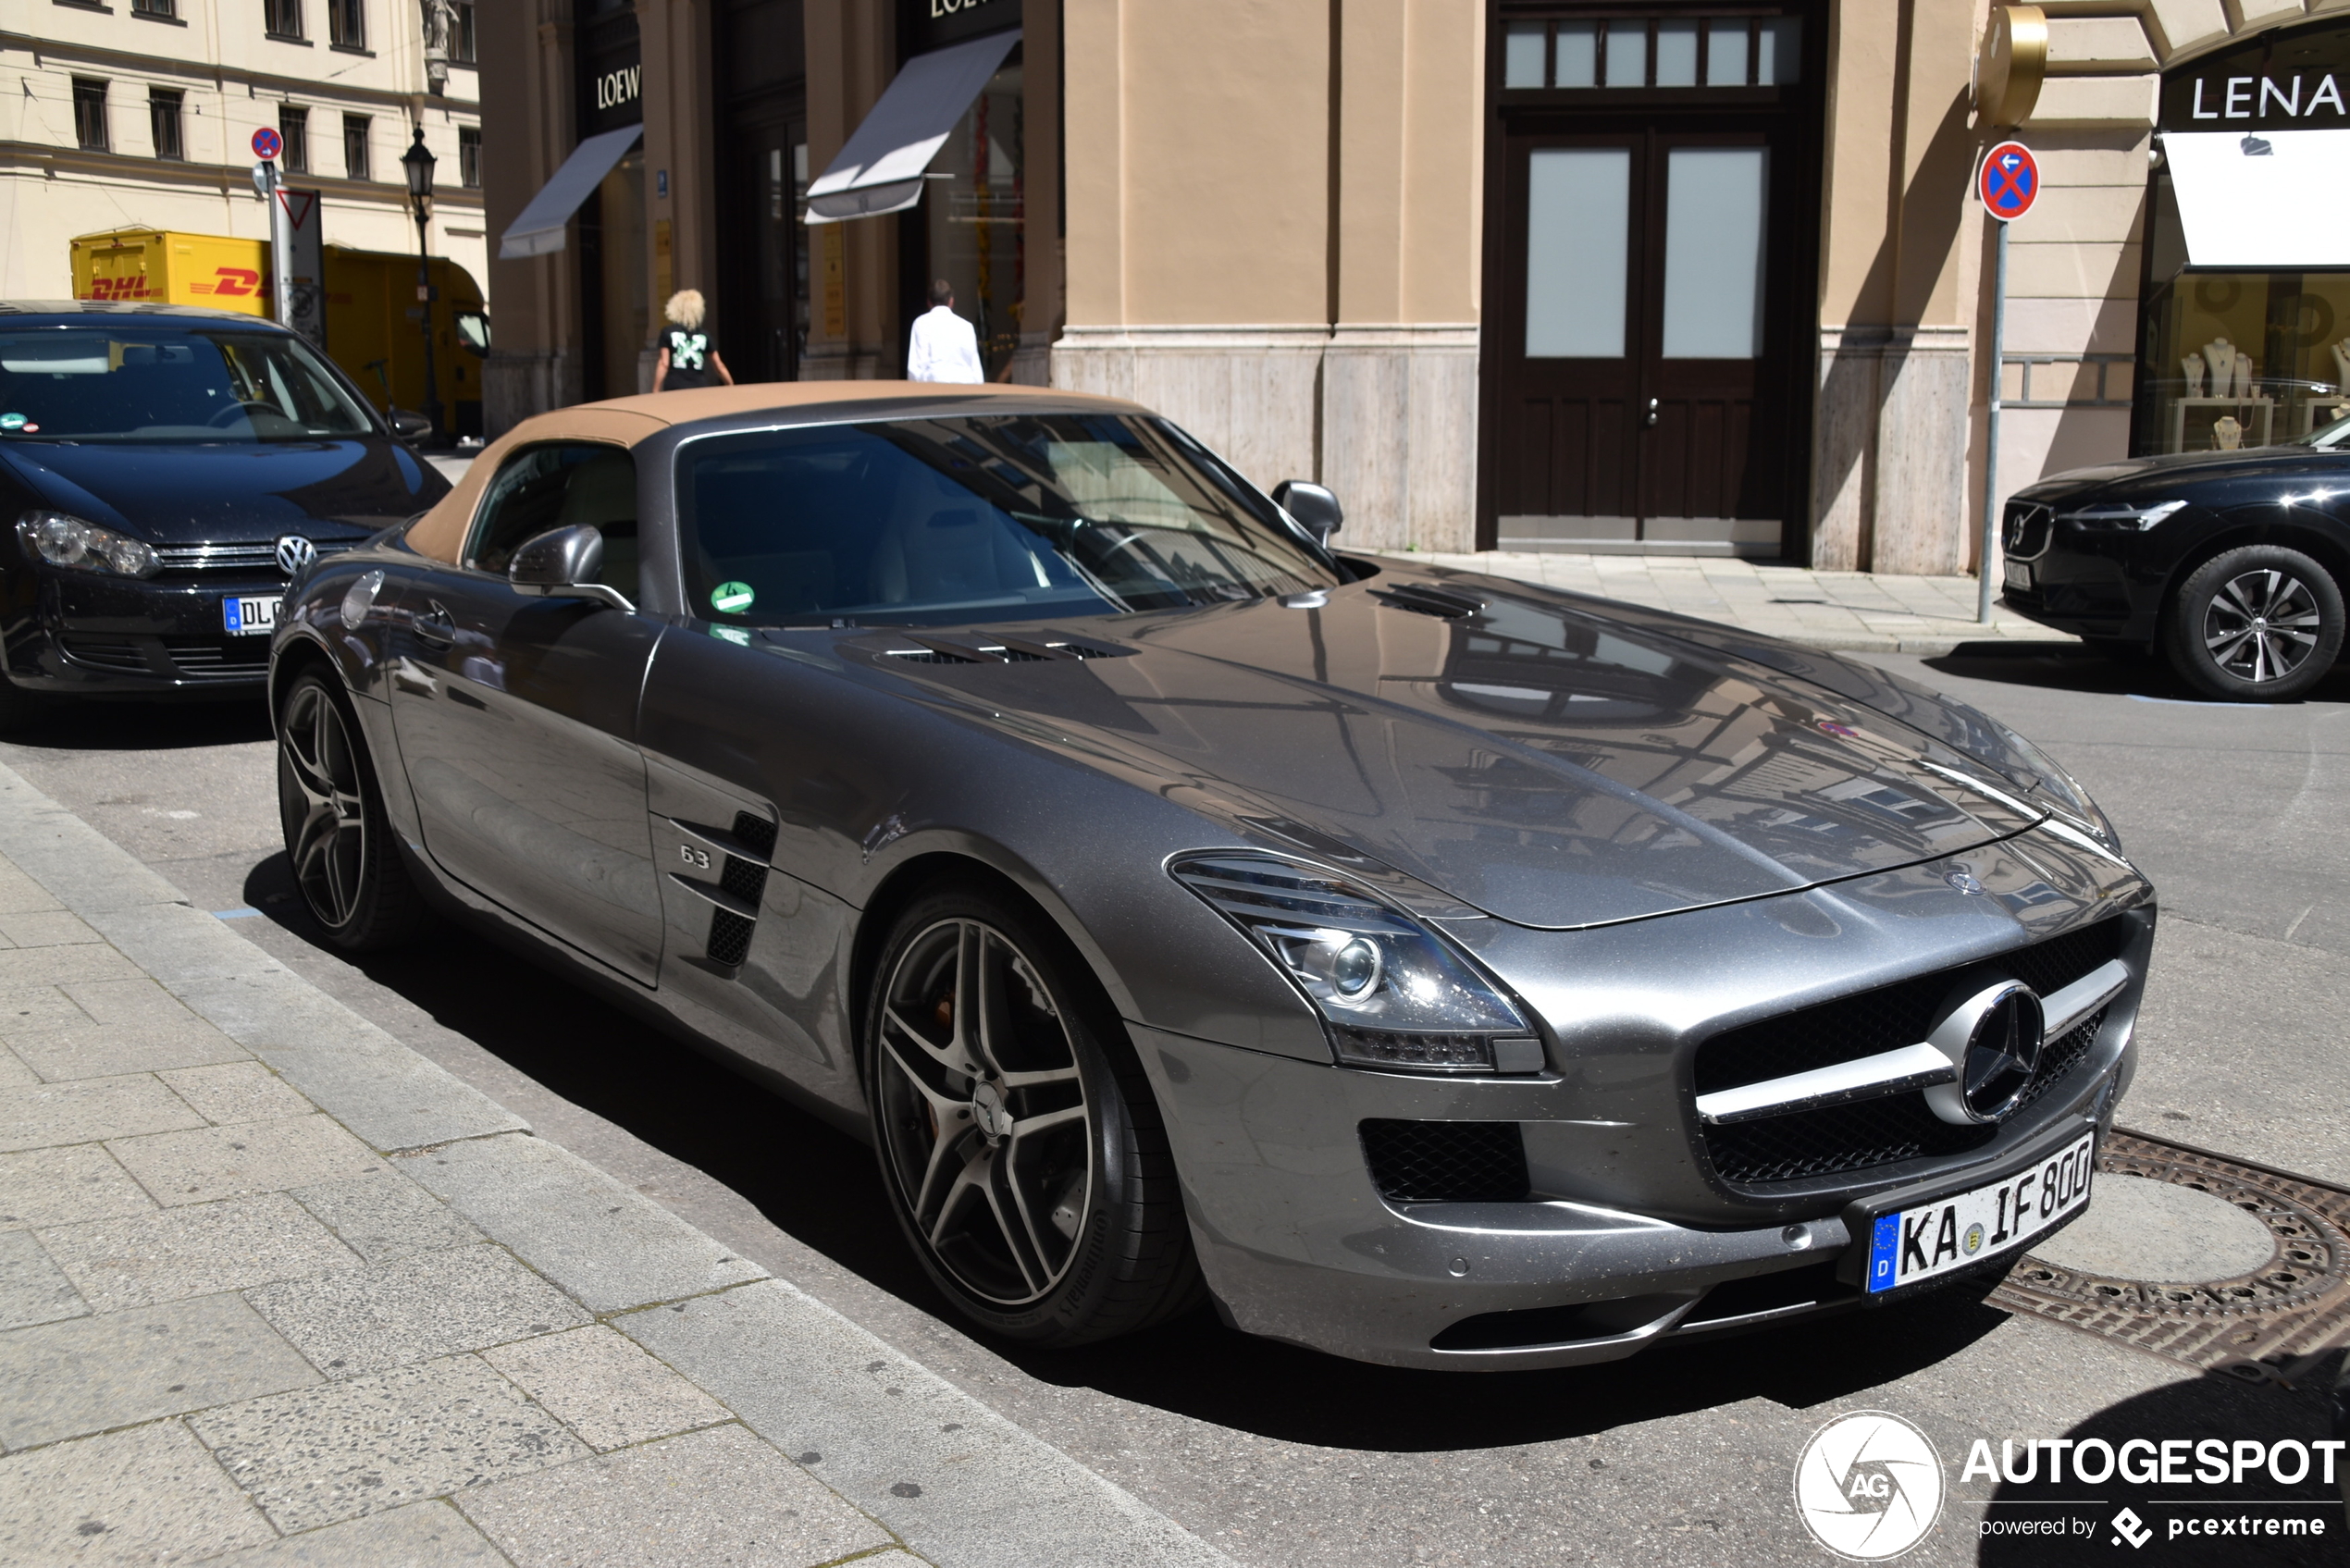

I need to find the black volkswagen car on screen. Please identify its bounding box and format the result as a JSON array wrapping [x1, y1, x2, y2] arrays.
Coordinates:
[[0, 302, 447, 727], [1999, 416, 2350, 700]]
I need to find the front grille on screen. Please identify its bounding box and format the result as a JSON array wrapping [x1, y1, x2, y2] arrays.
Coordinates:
[[153, 539, 356, 575], [59, 634, 152, 673], [1693, 918, 2129, 1094], [1361, 1119, 1529, 1203], [1702, 1006, 2117, 1188], [2003, 501, 2053, 560], [161, 636, 270, 679]]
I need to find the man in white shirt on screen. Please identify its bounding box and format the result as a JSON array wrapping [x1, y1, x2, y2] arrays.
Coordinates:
[[906, 279, 985, 384]]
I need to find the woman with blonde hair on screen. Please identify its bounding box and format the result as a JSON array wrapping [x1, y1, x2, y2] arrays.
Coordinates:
[[652, 290, 735, 391]]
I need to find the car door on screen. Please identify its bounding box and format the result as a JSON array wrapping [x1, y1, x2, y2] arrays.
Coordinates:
[[384, 440, 666, 985]]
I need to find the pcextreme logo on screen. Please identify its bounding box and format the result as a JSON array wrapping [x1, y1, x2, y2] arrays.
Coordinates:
[[1795, 1412, 1946, 1561]]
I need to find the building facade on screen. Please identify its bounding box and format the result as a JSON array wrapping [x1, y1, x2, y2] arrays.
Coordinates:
[[3, 0, 487, 406], [479, 0, 2350, 569]]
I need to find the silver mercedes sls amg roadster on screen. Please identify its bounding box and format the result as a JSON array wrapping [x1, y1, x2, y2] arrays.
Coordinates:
[[268, 382, 2152, 1370]]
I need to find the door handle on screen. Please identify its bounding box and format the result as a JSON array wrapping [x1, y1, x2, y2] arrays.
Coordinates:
[[1645, 397, 1660, 428], [413, 600, 455, 647]]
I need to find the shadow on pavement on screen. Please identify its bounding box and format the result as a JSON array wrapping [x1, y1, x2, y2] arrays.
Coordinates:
[[2, 694, 274, 751], [1976, 1363, 2344, 1566], [1922, 643, 2350, 707]]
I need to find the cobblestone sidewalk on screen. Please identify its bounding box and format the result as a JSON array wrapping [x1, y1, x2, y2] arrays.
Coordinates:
[[0, 762, 1231, 1568], [1372, 550, 2078, 656]]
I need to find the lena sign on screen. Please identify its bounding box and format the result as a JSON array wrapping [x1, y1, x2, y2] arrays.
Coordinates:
[[2159, 14, 2350, 130]]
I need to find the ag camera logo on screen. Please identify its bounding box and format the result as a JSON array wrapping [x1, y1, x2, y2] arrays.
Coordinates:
[[1795, 1411, 1946, 1560]]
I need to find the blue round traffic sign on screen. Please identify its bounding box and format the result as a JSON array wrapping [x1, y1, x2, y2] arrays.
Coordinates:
[[1979, 140, 2038, 222], [252, 127, 283, 161]]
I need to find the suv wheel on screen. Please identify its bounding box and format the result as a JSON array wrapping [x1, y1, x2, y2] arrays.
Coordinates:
[[2166, 545, 2344, 700], [276, 669, 426, 949], [864, 885, 1202, 1345]]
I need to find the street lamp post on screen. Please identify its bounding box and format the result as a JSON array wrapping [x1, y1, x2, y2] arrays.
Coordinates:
[[399, 126, 442, 442]]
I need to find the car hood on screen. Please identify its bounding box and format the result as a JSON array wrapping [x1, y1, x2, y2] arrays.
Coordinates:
[[2018, 446, 2350, 503], [856, 575, 2057, 931], [0, 438, 445, 544]]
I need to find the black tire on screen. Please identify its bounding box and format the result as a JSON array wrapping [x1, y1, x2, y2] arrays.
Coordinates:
[[275, 669, 426, 950], [2165, 545, 2345, 701], [862, 883, 1203, 1346]]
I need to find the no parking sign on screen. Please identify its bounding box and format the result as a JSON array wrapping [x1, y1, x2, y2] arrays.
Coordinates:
[[1979, 140, 2038, 222]]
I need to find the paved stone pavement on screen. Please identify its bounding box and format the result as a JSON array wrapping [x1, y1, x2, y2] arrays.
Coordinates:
[[1369, 549, 2078, 655], [0, 760, 1232, 1568]]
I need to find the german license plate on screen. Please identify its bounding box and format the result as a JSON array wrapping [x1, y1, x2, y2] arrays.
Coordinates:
[[222, 594, 281, 636], [1861, 1130, 2096, 1295], [2003, 561, 2035, 591]]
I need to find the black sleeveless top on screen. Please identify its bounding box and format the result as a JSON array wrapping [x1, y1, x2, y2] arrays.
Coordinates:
[[662, 327, 711, 389]]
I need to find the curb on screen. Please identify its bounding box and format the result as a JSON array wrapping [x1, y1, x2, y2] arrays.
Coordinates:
[[0, 759, 1235, 1568]]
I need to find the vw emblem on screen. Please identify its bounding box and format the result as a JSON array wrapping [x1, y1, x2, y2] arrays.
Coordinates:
[[275, 534, 318, 575], [1924, 982, 2046, 1126]]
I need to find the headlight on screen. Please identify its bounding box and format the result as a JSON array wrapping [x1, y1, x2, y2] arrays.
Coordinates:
[[16, 511, 160, 578], [2057, 500, 2186, 532], [1170, 853, 1544, 1075], [1996, 725, 2121, 849]]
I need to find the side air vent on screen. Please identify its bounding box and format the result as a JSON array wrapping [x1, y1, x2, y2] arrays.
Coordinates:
[[704, 811, 777, 969], [1371, 583, 1488, 620], [884, 648, 979, 664]]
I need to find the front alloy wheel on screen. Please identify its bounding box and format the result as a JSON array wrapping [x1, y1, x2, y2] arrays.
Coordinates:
[[866, 887, 1200, 1344], [2168, 545, 2344, 701], [276, 670, 423, 949]]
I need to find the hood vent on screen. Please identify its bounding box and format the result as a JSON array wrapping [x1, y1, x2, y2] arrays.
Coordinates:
[[1371, 583, 1488, 620], [880, 633, 1133, 664]]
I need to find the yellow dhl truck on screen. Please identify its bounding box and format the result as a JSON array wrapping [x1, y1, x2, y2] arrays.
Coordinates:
[[71, 228, 489, 440]]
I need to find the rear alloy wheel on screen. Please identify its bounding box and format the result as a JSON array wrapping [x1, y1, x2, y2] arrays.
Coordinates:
[[2168, 545, 2344, 701], [276, 670, 424, 949], [865, 887, 1201, 1345]]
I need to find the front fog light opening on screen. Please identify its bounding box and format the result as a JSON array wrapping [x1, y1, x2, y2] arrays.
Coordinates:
[[15, 510, 160, 579], [1169, 853, 1545, 1076]]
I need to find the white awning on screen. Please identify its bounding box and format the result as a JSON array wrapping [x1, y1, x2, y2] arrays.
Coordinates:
[[2162, 130, 2350, 268], [805, 30, 1021, 225], [499, 124, 644, 260]]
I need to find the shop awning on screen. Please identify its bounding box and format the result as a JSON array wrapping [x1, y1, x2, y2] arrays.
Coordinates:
[[805, 29, 1021, 225], [499, 124, 645, 260], [2162, 130, 2350, 268]]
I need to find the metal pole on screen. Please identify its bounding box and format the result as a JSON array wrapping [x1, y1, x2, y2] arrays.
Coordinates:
[[1977, 218, 2009, 625], [415, 204, 441, 442]]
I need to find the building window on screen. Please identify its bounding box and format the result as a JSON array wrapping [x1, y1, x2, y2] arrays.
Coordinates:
[[328, 0, 365, 49], [71, 79, 108, 153], [149, 87, 184, 161], [265, 0, 303, 38], [458, 124, 480, 188], [280, 105, 309, 174], [130, 0, 177, 17], [454, 0, 476, 63], [342, 113, 370, 179]]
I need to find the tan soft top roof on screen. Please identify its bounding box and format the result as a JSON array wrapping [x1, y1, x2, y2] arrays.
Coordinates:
[[405, 380, 1145, 565]]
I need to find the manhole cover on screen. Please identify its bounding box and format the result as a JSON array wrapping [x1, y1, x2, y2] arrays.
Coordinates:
[[1988, 1130, 2350, 1385]]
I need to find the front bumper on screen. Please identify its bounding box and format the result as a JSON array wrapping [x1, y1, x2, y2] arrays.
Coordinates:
[[1137, 833, 2153, 1370], [3, 569, 288, 695]]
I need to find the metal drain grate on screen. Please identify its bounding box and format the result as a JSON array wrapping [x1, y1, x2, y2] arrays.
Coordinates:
[[1990, 1130, 2350, 1386]]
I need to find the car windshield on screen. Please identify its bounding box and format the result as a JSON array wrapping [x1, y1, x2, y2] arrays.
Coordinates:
[[0, 325, 377, 443], [678, 413, 1340, 626], [2298, 410, 2350, 449]]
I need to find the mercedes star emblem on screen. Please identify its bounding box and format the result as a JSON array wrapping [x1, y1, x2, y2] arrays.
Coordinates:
[[1924, 981, 2047, 1126], [275, 534, 319, 575]]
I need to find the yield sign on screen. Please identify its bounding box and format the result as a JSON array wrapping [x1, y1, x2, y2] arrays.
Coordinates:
[[275, 187, 319, 232], [1979, 140, 2038, 222]]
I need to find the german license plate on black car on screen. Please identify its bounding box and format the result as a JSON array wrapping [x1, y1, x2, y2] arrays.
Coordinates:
[[222, 595, 280, 636], [2004, 561, 2034, 591], [1861, 1131, 2096, 1295]]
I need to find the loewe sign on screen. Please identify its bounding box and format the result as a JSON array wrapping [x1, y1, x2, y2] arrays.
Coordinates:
[[909, 0, 1017, 51], [593, 64, 640, 113]]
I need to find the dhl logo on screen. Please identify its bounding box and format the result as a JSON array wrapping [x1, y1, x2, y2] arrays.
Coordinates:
[[190, 268, 266, 297], [81, 277, 156, 300]]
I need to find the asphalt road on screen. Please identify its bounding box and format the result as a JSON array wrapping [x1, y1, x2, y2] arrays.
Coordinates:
[[4, 641, 2344, 1567]]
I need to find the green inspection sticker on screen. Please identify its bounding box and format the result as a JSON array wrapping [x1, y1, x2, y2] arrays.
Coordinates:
[[711, 580, 755, 614], [0, 414, 23, 431]]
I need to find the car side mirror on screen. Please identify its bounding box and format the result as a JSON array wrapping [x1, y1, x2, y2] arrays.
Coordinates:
[[508, 524, 634, 611], [387, 407, 433, 441], [1273, 480, 1343, 545]]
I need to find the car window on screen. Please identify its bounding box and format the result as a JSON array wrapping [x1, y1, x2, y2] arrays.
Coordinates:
[[0, 327, 374, 442], [468, 442, 640, 600], [675, 414, 1337, 627]]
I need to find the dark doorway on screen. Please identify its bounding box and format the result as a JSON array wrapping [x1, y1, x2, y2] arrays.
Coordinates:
[[716, 0, 807, 383], [1479, 6, 1822, 559]]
